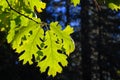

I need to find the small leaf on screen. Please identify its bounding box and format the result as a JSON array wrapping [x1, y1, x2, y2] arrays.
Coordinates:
[[24, 0, 46, 13], [71, 0, 80, 6], [108, 3, 120, 11]]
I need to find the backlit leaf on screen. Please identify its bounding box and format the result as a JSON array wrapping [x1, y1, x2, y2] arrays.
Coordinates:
[[7, 18, 43, 64], [24, 0, 46, 13], [108, 3, 120, 11], [71, 0, 80, 6], [37, 22, 75, 77], [2, 0, 75, 77]]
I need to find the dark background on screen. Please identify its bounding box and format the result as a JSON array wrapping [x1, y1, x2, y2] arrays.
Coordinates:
[[0, 0, 120, 80]]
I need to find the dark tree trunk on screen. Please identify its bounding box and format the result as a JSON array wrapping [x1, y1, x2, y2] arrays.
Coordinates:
[[80, 0, 92, 80]]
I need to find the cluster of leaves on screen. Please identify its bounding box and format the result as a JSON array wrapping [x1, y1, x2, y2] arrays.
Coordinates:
[[0, 0, 75, 77], [0, 0, 119, 78]]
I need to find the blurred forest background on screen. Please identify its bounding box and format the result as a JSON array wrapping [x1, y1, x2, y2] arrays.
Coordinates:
[[0, 0, 120, 80]]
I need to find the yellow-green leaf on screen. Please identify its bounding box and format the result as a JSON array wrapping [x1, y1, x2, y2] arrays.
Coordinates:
[[71, 0, 80, 6], [24, 0, 46, 13], [7, 20, 16, 43], [108, 3, 120, 11], [18, 25, 44, 64], [63, 25, 75, 55], [37, 22, 75, 77], [0, 0, 8, 11], [7, 18, 43, 64]]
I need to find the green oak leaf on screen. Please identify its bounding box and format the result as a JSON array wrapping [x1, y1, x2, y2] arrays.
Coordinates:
[[17, 25, 44, 64], [37, 22, 75, 77], [7, 18, 44, 64]]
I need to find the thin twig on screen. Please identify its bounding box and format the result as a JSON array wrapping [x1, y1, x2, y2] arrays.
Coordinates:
[[93, 0, 101, 11], [6, 0, 40, 24]]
